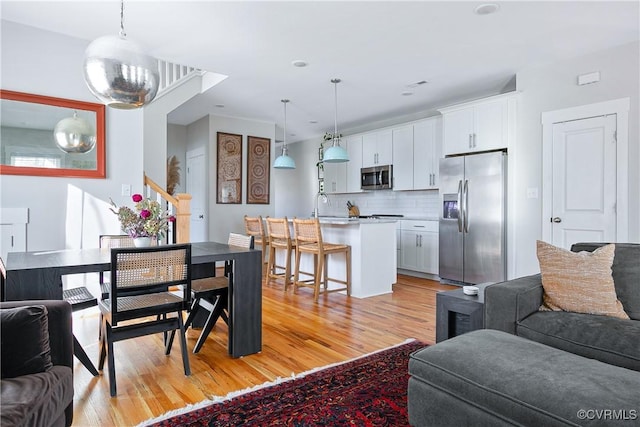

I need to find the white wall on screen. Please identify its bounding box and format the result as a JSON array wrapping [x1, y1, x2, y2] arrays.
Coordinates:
[[514, 41, 639, 276], [208, 115, 276, 242], [0, 21, 143, 251]]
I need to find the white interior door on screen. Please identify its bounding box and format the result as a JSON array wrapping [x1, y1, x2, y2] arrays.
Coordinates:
[[551, 115, 617, 248], [186, 148, 207, 242]]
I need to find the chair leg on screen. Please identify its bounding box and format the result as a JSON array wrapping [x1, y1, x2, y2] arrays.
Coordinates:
[[314, 252, 324, 302], [98, 318, 107, 371], [267, 246, 275, 284], [73, 335, 99, 376], [346, 247, 352, 296], [193, 297, 224, 354], [284, 247, 292, 290], [106, 325, 117, 397], [176, 311, 191, 376], [293, 249, 302, 293]]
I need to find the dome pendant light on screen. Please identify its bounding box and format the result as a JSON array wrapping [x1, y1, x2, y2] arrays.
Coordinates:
[[273, 99, 296, 169], [54, 111, 96, 153], [83, 0, 159, 109], [323, 78, 349, 163]]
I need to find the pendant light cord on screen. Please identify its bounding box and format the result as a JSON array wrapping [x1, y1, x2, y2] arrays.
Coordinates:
[[283, 101, 287, 149], [333, 80, 338, 143], [119, 0, 126, 38]]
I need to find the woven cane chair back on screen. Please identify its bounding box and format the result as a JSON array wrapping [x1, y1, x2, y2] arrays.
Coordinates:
[[266, 217, 291, 244], [293, 218, 323, 247], [107, 244, 191, 324]]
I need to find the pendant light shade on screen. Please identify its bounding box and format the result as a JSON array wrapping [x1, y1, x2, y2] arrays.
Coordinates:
[[274, 99, 296, 169], [54, 111, 96, 153], [83, 0, 159, 109], [323, 78, 349, 163]]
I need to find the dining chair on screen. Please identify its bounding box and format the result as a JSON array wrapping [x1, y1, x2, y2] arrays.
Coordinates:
[[98, 244, 192, 396], [244, 215, 268, 265], [0, 256, 5, 302], [98, 235, 136, 300], [292, 218, 351, 303], [167, 233, 254, 354], [265, 217, 296, 290]]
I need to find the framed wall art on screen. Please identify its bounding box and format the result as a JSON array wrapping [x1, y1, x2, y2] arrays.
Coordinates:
[[246, 136, 271, 204], [216, 132, 242, 204]]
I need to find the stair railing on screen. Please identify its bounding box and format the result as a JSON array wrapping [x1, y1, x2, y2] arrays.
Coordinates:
[[143, 174, 191, 244]]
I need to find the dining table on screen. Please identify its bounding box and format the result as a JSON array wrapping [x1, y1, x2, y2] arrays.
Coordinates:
[[3, 241, 262, 358]]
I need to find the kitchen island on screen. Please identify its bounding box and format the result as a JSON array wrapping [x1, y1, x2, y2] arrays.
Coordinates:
[[281, 217, 397, 298]]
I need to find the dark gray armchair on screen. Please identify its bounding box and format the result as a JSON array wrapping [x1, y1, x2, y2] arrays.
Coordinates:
[[0, 300, 74, 427]]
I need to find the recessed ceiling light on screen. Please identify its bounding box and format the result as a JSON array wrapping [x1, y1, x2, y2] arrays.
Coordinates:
[[215, 104, 225, 108], [407, 80, 428, 88], [292, 59, 308, 67], [401, 91, 414, 96], [309, 120, 318, 124], [474, 3, 499, 15]]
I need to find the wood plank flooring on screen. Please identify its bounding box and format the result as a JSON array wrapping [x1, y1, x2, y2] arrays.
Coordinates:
[[71, 273, 457, 426]]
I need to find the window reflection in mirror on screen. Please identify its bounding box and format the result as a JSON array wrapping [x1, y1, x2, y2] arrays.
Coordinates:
[[0, 90, 105, 178]]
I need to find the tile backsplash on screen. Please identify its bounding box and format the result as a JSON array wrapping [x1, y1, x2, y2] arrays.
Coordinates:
[[319, 189, 439, 219]]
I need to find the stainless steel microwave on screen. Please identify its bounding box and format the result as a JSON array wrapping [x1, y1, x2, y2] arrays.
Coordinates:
[[361, 165, 392, 190]]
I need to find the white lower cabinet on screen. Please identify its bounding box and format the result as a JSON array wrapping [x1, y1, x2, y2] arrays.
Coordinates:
[[398, 220, 438, 274]]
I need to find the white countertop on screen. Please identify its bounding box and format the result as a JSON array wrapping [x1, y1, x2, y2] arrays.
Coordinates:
[[316, 216, 398, 225]]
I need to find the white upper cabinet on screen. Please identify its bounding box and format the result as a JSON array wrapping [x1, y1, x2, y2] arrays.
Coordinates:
[[439, 93, 516, 156], [363, 129, 392, 167], [391, 117, 442, 191], [392, 126, 414, 191], [345, 135, 363, 193], [324, 160, 347, 194], [413, 116, 442, 190]]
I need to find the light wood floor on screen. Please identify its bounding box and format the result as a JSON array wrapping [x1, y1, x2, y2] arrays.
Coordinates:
[[71, 273, 456, 426]]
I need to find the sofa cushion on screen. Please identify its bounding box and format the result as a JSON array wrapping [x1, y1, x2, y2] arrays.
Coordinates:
[[0, 365, 73, 427], [572, 242, 640, 320], [517, 311, 640, 371], [536, 241, 628, 319], [408, 330, 640, 427], [0, 305, 53, 379]]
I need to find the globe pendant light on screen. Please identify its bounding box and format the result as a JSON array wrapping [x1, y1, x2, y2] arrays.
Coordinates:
[[273, 99, 296, 169], [83, 0, 159, 109], [323, 78, 349, 163], [54, 111, 96, 153]]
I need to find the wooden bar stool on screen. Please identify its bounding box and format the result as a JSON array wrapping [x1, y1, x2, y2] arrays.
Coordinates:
[[244, 215, 269, 265], [292, 218, 351, 303], [265, 216, 296, 290]]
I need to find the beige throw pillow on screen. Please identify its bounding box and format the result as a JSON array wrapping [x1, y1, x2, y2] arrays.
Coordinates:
[[536, 240, 629, 319]]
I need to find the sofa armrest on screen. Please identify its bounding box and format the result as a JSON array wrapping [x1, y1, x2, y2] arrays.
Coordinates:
[[0, 300, 73, 370], [484, 275, 543, 335]]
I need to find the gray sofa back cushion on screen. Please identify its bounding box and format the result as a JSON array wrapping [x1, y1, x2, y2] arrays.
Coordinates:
[[571, 243, 640, 320]]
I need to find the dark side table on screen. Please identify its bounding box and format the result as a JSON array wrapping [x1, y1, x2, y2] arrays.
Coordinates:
[[436, 283, 494, 343]]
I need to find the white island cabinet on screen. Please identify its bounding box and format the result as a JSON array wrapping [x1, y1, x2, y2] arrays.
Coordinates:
[[280, 218, 397, 298]]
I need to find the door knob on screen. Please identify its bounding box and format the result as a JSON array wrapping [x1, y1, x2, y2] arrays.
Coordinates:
[[552, 217, 562, 223]]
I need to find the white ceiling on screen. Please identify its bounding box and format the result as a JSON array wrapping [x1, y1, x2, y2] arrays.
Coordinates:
[[2, 1, 639, 144]]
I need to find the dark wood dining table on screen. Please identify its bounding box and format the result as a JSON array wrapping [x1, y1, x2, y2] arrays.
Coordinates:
[[3, 241, 262, 358]]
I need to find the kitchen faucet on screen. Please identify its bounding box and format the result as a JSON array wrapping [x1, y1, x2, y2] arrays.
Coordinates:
[[313, 191, 328, 218]]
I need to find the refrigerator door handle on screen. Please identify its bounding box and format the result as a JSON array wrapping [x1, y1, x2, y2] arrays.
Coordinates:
[[457, 180, 463, 232], [463, 179, 470, 233]]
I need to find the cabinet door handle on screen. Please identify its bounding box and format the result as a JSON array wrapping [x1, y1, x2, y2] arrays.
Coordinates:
[[469, 134, 473, 149], [415, 235, 419, 247], [473, 133, 477, 148]]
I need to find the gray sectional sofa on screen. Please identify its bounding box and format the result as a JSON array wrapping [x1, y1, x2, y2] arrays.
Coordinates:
[[408, 242, 640, 426], [485, 242, 640, 371]]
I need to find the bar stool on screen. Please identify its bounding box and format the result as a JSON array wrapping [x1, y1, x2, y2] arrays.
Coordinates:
[[265, 216, 296, 290], [244, 215, 269, 265], [292, 218, 351, 303]]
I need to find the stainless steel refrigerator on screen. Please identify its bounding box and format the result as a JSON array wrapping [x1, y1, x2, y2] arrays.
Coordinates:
[[439, 151, 507, 285]]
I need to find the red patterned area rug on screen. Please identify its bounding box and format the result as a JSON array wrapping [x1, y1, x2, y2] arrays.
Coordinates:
[[141, 339, 427, 427]]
